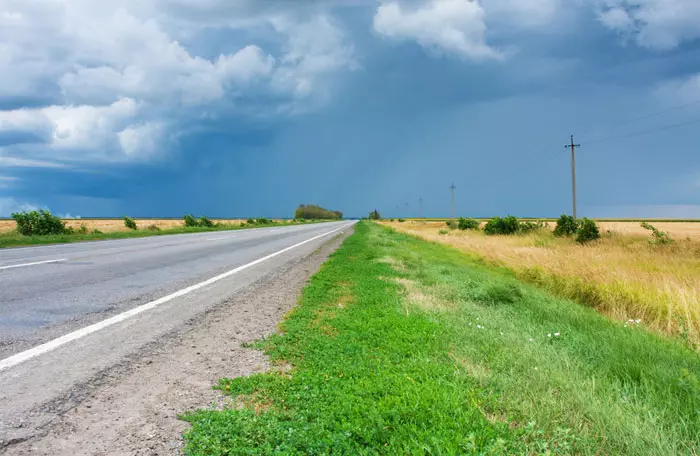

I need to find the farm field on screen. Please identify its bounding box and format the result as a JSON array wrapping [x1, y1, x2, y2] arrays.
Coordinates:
[[184, 222, 699, 455], [0, 218, 257, 233], [383, 220, 700, 349], [0, 217, 311, 249]]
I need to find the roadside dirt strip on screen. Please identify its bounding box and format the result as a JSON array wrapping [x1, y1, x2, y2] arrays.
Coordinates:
[[3, 232, 350, 456]]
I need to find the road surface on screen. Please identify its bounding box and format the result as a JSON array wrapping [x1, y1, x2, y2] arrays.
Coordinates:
[[0, 221, 354, 451]]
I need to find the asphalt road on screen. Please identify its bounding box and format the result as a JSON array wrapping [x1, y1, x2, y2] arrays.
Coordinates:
[[0, 221, 355, 446]]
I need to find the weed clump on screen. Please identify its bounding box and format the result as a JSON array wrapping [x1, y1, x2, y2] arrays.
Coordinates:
[[477, 282, 523, 305], [554, 215, 579, 237], [124, 216, 137, 230], [446, 220, 458, 230], [575, 218, 600, 244], [484, 216, 520, 235], [184, 214, 199, 227], [199, 216, 214, 228], [519, 220, 546, 233], [12, 210, 66, 236], [641, 222, 673, 245], [458, 217, 480, 231]]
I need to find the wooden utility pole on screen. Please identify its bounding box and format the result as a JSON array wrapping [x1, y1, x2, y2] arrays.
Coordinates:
[[449, 183, 456, 219], [566, 135, 581, 220]]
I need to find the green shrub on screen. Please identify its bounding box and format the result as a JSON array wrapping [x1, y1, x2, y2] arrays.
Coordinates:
[[199, 216, 214, 228], [92, 229, 103, 235], [458, 217, 480, 231], [368, 210, 381, 220], [445, 220, 457, 230], [11, 210, 66, 236], [124, 216, 137, 230], [247, 218, 255, 225], [78, 224, 88, 235], [519, 220, 546, 234], [398, 219, 406, 223], [554, 215, 579, 237], [641, 222, 673, 245], [147, 224, 161, 231], [575, 218, 600, 244], [184, 214, 199, 227], [484, 216, 520, 235], [439, 229, 449, 235], [255, 217, 272, 225]]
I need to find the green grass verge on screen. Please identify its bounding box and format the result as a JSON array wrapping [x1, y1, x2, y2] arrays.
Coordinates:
[[183, 222, 699, 455], [0, 220, 323, 249]]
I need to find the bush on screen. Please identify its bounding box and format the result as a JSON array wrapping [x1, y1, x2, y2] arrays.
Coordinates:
[[124, 216, 137, 230], [78, 224, 88, 235], [368, 210, 381, 220], [484, 216, 520, 236], [255, 217, 272, 225], [445, 220, 457, 230], [575, 218, 600, 244], [519, 220, 546, 234], [199, 216, 214, 228], [12, 210, 66, 236], [184, 214, 199, 227], [439, 229, 449, 235], [147, 224, 161, 231], [92, 229, 103, 235], [641, 222, 673, 245], [554, 215, 579, 237], [398, 219, 406, 223], [294, 205, 343, 220], [458, 217, 480, 231], [247, 218, 255, 225]]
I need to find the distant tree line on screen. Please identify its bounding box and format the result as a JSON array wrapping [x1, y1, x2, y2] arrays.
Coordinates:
[[294, 205, 343, 220]]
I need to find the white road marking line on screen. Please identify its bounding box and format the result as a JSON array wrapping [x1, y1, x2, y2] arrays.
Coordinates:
[[0, 223, 350, 372], [0, 259, 67, 271], [205, 235, 237, 241]]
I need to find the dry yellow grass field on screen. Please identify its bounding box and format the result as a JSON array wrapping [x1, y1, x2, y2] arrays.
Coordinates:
[[383, 220, 700, 348], [0, 218, 251, 233]]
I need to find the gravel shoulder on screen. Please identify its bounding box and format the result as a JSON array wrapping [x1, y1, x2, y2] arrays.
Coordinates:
[[3, 231, 350, 456]]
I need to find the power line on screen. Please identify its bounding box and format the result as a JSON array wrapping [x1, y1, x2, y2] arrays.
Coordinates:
[[583, 116, 700, 146], [578, 98, 700, 139]]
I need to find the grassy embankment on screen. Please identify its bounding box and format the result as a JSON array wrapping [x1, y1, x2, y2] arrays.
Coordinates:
[[385, 221, 700, 349], [0, 219, 324, 249], [183, 222, 699, 455]]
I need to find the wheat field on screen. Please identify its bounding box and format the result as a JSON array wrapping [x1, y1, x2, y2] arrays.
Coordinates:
[[383, 220, 700, 348], [0, 218, 251, 233]]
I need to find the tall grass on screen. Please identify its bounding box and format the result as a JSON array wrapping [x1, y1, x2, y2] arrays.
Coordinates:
[[384, 221, 700, 349]]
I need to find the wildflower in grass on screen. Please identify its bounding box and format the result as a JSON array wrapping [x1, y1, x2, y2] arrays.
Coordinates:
[[554, 333, 560, 337], [547, 333, 552, 338]]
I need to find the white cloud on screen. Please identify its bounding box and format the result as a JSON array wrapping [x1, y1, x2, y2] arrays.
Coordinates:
[[0, 0, 356, 163], [272, 15, 359, 100], [597, 0, 700, 50], [373, 0, 503, 60], [0, 99, 148, 161], [118, 122, 166, 158]]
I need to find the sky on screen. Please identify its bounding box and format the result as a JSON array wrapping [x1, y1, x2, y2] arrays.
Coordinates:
[[0, 0, 699, 219]]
